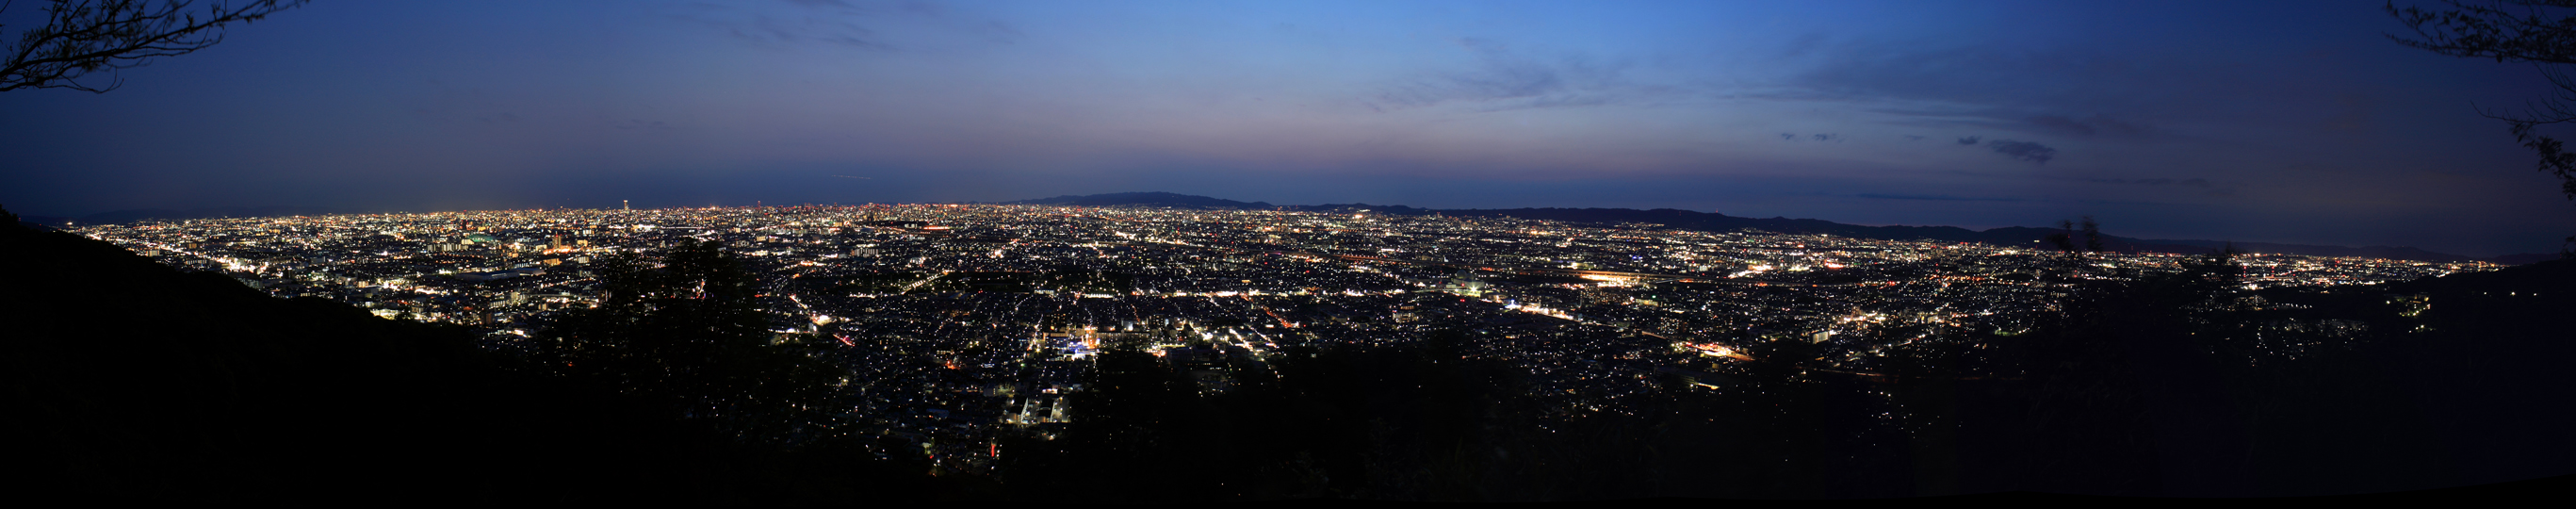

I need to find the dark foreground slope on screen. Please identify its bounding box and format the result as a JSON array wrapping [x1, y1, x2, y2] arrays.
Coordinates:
[[991, 256, 2576, 500], [1901, 258, 2576, 497], [0, 210, 929, 503]]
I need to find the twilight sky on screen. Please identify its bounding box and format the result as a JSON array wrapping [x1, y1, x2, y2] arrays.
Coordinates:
[[3, 0, 2571, 255]]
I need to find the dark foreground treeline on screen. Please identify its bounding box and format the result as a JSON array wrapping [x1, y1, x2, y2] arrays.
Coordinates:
[[989, 253, 2576, 501], [0, 209, 935, 503], [8, 204, 2571, 501]]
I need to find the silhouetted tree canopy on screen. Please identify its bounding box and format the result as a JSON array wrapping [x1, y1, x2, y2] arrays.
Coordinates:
[[2389, 1, 2576, 252], [1, 0, 304, 92], [2080, 216, 2104, 253], [535, 239, 839, 439], [2046, 219, 2077, 253]]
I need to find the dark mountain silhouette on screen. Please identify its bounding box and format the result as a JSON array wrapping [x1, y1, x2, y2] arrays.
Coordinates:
[[1001, 192, 2547, 263], [1933, 255, 2576, 496], [0, 206, 930, 503], [17, 214, 69, 228], [15, 216, 65, 231]]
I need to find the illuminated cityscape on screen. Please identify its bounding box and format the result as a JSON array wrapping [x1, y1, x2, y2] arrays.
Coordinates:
[[9, 0, 2576, 501], [66, 204, 2498, 475]]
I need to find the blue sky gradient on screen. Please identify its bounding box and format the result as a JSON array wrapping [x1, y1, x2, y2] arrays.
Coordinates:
[[2, 0, 2568, 255]]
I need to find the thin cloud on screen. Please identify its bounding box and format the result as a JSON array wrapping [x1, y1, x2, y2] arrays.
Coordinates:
[[1857, 193, 2025, 202], [1983, 140, 2057, 164], [681, 7, 894, 50], [677, 0, 1026, 51], [1364, 40, 1644, 113], [2079, 176, 2231, 195], [1765, 41, 2191, 141]]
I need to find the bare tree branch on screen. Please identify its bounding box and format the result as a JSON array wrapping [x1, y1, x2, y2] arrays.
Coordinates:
[[0, 0, 307, 93], [2390, 1, 2576, 254], [2389, 1, 2576, 63]]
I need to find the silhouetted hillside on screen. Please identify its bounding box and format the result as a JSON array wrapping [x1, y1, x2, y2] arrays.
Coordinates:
[[0, 207, 930, 503], [988, 250, 2576, 499], [17, 215, 70, 229], [1902, 255, 2576, 496]]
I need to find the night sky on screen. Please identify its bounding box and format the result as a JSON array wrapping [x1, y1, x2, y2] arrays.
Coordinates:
[[4, 1, 2570, 256]]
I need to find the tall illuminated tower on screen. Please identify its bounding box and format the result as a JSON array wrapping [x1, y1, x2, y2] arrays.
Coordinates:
[[622, 200, 629, 211]]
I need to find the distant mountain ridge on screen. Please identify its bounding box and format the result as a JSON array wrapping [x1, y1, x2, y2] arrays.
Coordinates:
[[1003, 192, 2555, 264]]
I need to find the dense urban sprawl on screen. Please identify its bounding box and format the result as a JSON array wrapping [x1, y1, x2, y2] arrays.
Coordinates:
[[70, 205, 2498, 474]]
